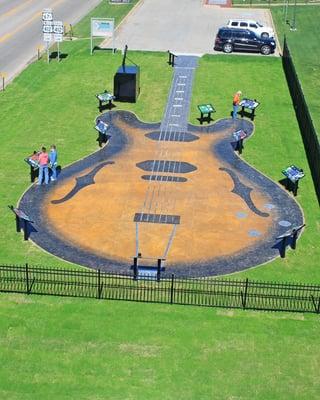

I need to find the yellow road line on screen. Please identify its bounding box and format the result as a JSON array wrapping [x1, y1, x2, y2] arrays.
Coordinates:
[[0, 0, 67, 44], [0, 0, 35, 21]]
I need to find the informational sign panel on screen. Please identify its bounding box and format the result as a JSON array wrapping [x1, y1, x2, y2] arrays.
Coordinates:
[[90, 18, 115, 54], [91, 18, 114, 37]]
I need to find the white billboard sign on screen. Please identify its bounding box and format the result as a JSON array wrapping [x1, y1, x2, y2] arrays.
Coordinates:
[[90, 18, 115, 55], [91, 18, 114, 38]]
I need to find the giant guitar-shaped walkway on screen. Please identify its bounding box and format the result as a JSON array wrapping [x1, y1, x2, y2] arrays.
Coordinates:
[[19, 55, 304, 277]]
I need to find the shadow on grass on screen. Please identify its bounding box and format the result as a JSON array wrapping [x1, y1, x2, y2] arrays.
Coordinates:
[[92, 46, 116, 54], [98, 103, 117, 113], [49, 52, 68, 60]]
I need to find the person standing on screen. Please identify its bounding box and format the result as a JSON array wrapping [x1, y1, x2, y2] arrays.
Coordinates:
[[232, 90, 242, 120], [37, 147, 49, 185], [49, 144, 58, 181]]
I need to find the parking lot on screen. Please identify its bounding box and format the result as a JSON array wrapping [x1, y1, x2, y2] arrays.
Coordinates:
[[103, 0, 279, 56]]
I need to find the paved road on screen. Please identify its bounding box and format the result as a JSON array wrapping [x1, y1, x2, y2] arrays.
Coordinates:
[[0, 0, 101, 87], [103, 0, 279, 56]]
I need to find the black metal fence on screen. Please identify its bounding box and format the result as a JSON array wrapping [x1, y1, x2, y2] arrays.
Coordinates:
[[232, 0, 320, 7], [282, 37, 320, 205], [0, 264, 320, 314]]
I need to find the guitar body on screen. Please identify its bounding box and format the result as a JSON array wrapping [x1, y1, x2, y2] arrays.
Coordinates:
[[20, 111, 303, 276]]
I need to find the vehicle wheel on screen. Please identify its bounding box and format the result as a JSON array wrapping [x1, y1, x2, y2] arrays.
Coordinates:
[[261, 32, 269, 39], [261, 45, 271, 55], [223, 43, 233, 53]]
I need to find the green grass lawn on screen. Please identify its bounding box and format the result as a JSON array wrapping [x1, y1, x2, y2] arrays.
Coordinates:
[[272, 5, 320, 137], [0, 293, 319, 400], [1, 51, 319, 400], [0, 1, 320, 399], [1, 51, 319, 281], [191, 55, 320, 282], [0, 0, 318, 281], [72, 0, 140, 38], [0, 46, 171, 268], [0, 51, 319, 280]]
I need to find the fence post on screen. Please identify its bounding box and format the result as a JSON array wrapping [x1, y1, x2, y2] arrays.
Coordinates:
[[133, 257, 138, 280], [25, 263, 30, 294], [310, 295, 320, 314], [157, 259, 161, 282], [241, 278, 249, 309], [97, 269, 102, 299], [170, 274, 175, 304]]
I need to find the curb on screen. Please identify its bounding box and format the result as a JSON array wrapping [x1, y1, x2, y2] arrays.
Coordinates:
[[101, 0, 145, 48]]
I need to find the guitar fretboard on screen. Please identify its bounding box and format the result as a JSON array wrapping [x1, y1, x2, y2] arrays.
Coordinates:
[[134, 55, 199, 260]]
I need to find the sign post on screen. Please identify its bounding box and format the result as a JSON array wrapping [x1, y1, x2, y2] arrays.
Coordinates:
[[42, 9, 64, 62], [90, 18, 115, 55], [42, 9, 53, 63], [53, 21, 64, 62], [0, 72, 6, 91]]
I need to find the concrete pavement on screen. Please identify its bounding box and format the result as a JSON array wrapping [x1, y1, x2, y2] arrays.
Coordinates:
[[102, 0, 278, 56], [0, 0, 101, 88]]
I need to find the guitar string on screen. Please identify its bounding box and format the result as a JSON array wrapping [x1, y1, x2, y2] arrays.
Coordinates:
[[147, 74, 194, 222], [147, 70, 192, 220], [155, 68, 195, 221], [140, 72, 187, 220], [139, 72, 184, 218], [135, 62, 197, 259], [138, 75, 180, 217], [158, 69, 195, 220]]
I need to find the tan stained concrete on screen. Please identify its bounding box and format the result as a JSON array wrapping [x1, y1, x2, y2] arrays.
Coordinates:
[[44, 114, 274, 268]]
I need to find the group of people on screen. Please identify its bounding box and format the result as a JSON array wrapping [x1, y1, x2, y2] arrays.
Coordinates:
[[30, 94, 240, 186], [30, 145, 58, 185]]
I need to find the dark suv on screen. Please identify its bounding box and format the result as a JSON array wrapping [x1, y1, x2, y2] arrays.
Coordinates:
[[214, 27, 276, 55]]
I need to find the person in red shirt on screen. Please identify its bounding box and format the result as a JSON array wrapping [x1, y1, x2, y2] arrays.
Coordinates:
[[232, 90, 242, 120], [37, 147, 49, 185]]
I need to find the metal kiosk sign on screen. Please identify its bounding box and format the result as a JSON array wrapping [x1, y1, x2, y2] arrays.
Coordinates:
[[90, 18, 115, 54]]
